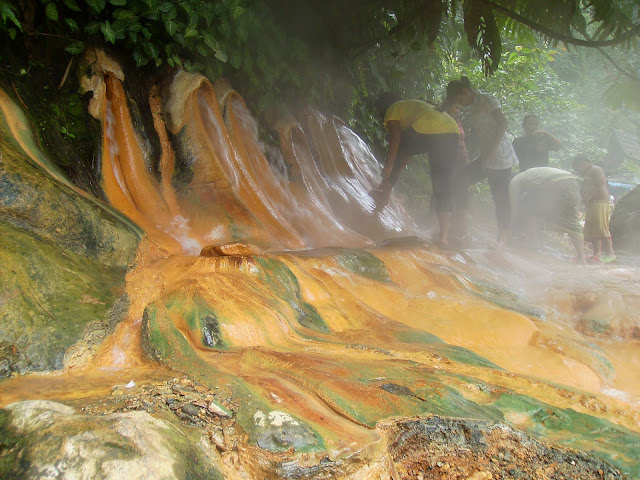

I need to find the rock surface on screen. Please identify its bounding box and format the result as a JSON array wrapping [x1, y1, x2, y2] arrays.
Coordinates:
[[0, 400, 222, 480], [383, 416, 626, 480], [0, 89, 140, 375], [610, 185, 640, 253]]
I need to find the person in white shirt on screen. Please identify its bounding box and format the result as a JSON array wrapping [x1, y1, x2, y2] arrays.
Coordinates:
[[445, 76, 518, 248]]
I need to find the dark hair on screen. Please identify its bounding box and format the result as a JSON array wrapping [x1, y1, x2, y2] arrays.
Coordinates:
[[523, 114, 539, 123], [375, 92, 401, 118], [444, 76, 473, 104]]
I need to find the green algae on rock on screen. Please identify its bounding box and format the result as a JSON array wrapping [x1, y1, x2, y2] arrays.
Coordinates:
[[0, 88, 140, 376], [141, 302, 327, 454], [0, 222, 130, 374], [333, 250, 391, 283], [255, 257, 329, 333]]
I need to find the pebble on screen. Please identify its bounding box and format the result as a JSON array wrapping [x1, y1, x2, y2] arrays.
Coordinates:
[[182, 404, 201, 417]]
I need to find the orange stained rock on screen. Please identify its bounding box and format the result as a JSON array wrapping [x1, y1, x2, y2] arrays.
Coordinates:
[[100, 75, 183, 253], [103, 75, 169, 222], [188, 82, 293, 248], [282, 253, 606, 394], [149, 87, 180, 217], [598, 340, 640, 398]]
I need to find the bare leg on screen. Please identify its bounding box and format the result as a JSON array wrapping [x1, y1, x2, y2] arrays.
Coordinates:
[[437, 211, 452, 246], [592, 239, 602, 258], [497, 227, 509, 248], [569, 232, 586, 264]]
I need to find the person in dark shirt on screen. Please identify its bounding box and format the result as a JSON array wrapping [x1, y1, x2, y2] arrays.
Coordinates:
[[512, 115, 563, 173]]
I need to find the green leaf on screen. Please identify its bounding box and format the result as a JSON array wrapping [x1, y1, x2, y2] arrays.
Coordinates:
[[8, 27, 16, 39], [0, 1, 22, 30], [184, 25, 197, 38], [133, 48, 149, 66], [63, 0, 82, 12], [202, 32, 217, 51], [196, 43, 207, 56], [65, 17, 79, 31], [109, 0, 127, 5], [85, 0, 106, 14], [111, 19, 127, 39], [178, 0, 193, 15], [167, 57, 175, 67], [46, 3, 59, 21], [164, 18, 179, 36], [144, 7, 159, 20], [65, 40, 85, 55], [158, 2, 173, 13], [230, 5, 245, 19], [101, 20, 116, 43], [215, 49, 228, 63], [85, 21, 101, 34], [141, 26, 151, 39], [113, 9, 135, 19], [143, 41, 159, 59], [162, 7, 177, 20]]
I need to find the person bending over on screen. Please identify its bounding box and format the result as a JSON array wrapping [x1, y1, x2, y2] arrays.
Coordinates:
[[370, 93, 459, 247], [509, 167, 586, 264]]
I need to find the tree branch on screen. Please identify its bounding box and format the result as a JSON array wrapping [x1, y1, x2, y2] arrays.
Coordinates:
[[478, 0, 640, 47]]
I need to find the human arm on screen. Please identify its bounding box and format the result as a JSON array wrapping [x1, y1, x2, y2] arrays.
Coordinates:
[[380, 120, 402, 182], [533, 130, 564, 150]]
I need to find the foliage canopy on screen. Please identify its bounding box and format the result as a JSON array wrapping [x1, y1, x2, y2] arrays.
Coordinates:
[[2, 0, 639, 110]]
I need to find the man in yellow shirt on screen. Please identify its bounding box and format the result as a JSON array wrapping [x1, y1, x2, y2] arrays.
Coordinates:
[[371, 94, 459, 247]]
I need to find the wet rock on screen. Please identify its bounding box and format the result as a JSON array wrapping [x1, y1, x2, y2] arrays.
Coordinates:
[[610, 185, 640, 254], [0, 90, 139, 376], [333, 250, 390, 282], [381, 416, 626, 480], [0, 400, 222, 480], [200, 242, 256, 257], [250, 409, 321, 452], [208, 401, 232, 418], [182, 404, 201, 417]]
